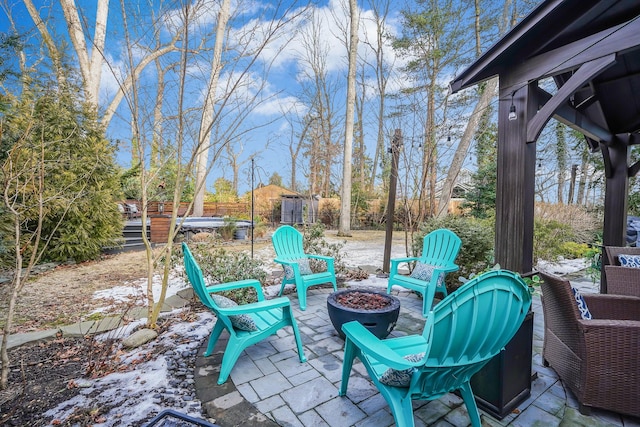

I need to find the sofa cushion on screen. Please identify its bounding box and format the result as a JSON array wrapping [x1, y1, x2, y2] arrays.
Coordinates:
[[618, 254, 640, 269], [571, 287, 592, 320]]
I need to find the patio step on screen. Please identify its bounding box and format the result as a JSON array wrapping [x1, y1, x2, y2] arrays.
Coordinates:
[[103, 220, 150, 253]]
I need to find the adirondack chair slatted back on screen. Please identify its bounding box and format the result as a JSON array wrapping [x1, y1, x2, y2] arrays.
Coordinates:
[[272, 225, 305, 260], [342, 269, 530, 427], [271, 225, 338, 310], [183, 243, 215, 310], [417, 270, 531, 393], [183, 243, 236, 330], [421, 228, 461, 267]]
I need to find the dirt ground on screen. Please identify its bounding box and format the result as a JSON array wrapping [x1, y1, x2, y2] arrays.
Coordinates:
[[0, 250, 152, 334], [1, 229, 406, 334]]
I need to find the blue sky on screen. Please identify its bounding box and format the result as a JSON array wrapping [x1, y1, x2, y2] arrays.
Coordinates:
[[2, 0, 520, 197], [94, 0, 418, 195]]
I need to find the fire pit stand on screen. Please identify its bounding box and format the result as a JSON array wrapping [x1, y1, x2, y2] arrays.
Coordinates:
[[327, 289, 400, 340]]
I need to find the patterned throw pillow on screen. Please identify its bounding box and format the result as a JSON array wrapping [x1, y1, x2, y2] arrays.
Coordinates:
[[618, 254, 640, 268], [283, 258, 313, 279], [570, 287, 592, 320], [211, 294, 258, 331], [410, 262, 445, 287], [379, 353, 425, 387]]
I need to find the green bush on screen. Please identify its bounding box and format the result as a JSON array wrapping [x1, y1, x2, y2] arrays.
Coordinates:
[[218, 218, 237, 241], [533, 218, 577, 263], [414, 216, 494, 292], [301, 222, 346, 273], [560, 241, 590, 259], [179, 243, 266, 304], [1, 78, 123, 264]]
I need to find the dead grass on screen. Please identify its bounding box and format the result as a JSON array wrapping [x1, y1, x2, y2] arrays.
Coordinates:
[[0, 230, 393, 334]]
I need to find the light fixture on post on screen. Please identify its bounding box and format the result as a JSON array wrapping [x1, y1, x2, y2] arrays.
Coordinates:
[[508, 91, 517, 121]]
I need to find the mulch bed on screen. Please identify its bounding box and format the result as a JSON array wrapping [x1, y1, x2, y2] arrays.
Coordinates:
[[0, 337, 98, 426]]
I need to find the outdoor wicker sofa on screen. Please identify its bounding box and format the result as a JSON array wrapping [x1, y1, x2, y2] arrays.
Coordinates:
[[539, 272, 640, 418], [603, 246, 640, 297]]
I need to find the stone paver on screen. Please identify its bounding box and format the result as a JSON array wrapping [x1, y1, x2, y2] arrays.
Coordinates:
[[192, 285, 639, 426], [281, 376, 336, 414]]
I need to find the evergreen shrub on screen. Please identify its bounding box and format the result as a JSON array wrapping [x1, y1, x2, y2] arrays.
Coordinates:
[[413, 216, 494, 293], [180, 244, 266, 305]]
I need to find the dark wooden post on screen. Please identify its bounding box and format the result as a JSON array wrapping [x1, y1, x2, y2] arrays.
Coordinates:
[[600, 136, 629, 293], [495, 83, 537, 274], [382, 129, 402, 274]]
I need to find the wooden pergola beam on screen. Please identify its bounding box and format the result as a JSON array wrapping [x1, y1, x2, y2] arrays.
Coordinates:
[[532, 86, 614, 145], [527, 54, 616, 142], [506, 19, 640, 86]]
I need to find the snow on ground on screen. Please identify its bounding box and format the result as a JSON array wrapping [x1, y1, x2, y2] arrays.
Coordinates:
[[92, 272, 188, 313], [47, 236, 592, 426], [536, 257, 591, 276], [45, 311, 215, 426]]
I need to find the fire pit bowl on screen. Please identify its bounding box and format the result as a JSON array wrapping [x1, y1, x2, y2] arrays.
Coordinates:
[[327, 289, 400, 340]]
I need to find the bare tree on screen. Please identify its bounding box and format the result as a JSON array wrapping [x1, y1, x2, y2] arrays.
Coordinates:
[[59, 0, 109, 104], [555, 121, 568, 204], [297, 9, 342, 197], [20, 0, 179, 128], [394, 0, 470, 221], [282, 108, 314, 192], [435, 0, 513, 217], [192, 0, 308, 215], [338, 0, 359, 236], [362, 0, 394, 192], [193, 0, 231, 216]]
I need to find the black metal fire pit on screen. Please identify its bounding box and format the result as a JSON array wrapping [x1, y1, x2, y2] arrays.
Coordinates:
[[327, 289, 400, 340]]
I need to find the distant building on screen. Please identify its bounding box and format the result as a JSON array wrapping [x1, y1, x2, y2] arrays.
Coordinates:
[[248, 184, 318, 224]]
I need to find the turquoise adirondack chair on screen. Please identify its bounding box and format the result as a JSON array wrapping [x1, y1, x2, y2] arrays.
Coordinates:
[[387, 228, 461, 315], [271, 225, 337, 310], [342, 270, 532, 427], [182, 242, 306, 384]]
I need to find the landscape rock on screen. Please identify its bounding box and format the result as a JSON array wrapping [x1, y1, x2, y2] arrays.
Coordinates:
[[122, 328, 158, 348]]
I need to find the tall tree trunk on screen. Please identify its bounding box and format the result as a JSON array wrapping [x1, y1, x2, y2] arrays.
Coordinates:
[[366, 0, 391, 192], [60, 0, 109, 104], [435, 78, 497, 217], [555, 122, 567, 204], [339, 0, 359, 236], [23, 0, 66, 85], [435, 0, 512, 218], [194, 0, 231, 216], [152, 59, 165, 169], [577, 150, 589, 205]]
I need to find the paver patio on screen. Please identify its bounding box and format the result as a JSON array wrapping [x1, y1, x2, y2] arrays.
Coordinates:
[[195, 277, 640, 427]]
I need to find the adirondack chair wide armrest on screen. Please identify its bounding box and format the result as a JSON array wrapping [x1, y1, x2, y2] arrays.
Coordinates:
[[440, 264, 459, 273], [306, 254, 333, 263], [390, 257, 419, 266], [206, 279, 266, 300], [216, 297, 292, 315], [274, 258, 300, 265], [342, 321, 424, 370]]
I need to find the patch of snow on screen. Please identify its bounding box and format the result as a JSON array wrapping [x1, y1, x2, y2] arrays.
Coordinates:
[[92, 273, 189, 313], [536, 258, 590, 276], [44, 311, 215, 426]]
